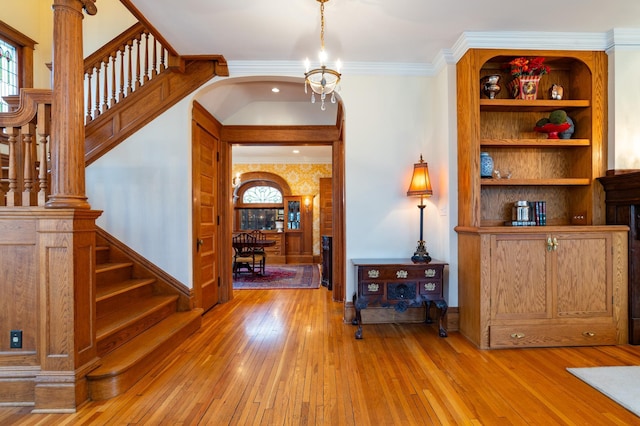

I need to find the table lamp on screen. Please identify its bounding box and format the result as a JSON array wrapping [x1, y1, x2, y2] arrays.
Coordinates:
[[407, 154, 433, 263]]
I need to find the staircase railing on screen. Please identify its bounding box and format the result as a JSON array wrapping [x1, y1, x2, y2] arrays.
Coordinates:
[[0, 89, 51, 207], [0, 21, 179, 207], [84, 22, 173, 124]]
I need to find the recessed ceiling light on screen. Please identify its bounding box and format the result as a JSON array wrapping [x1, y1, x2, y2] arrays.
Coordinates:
[[292, 149, 300, 154], [272, 87, 280, 93]]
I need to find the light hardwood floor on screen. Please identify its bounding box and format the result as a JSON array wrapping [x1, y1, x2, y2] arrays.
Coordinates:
[[2, 286, 640, 425]]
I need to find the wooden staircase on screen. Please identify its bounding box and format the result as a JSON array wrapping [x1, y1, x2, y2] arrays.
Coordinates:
[[86, 230, 202, 400], [81, 23, 227, 401]]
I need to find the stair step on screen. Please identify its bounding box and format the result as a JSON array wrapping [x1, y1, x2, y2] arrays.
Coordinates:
[[87, 309, 203, 400], [95, 245, 110, 264], [96, 277, 156, 302], [96, 295, 179, 356], [96, 261, 134, 286]]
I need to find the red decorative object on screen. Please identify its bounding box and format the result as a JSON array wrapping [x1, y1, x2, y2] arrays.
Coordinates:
[[534, 122, 571, 139], [510, 75, 542, 100], [505, 56, 549, 100]]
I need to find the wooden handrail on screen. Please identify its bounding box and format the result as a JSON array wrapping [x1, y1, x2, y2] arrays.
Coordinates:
[[83, 22, 174, 124], [0, 89, 52, 207]]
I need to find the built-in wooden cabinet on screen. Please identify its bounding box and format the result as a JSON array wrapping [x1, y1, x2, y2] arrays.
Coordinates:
[[232, 194, 313, 264], [284, 196, 313, 263], [486, 230, 626, 348], [456, 49, 629, 348]]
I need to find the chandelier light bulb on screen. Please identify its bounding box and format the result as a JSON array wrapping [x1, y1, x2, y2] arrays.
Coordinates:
[[318, 49, 327, 65], [303, 0, 342, 110]]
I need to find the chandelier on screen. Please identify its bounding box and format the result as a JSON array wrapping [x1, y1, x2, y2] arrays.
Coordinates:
[[304, 0, 342, 111]]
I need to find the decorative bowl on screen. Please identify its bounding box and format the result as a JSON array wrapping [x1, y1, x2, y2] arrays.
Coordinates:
[[534, 122, 571, 139]]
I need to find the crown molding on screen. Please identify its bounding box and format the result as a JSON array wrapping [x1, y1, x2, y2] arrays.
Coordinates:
[[228, 60, 433, 77], [227, 29, 640, 79]]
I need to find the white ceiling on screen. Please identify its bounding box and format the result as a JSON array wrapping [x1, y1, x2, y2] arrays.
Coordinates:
[[128, 0, 640, 162], [232, 145, 332, 164], [130, 0, 640, 65]]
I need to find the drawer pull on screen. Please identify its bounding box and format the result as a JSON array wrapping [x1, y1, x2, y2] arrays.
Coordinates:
[[510, 333, 525, 339], [367, 283, 380, 292], [367, 269, 379, 279], [425, 269, 436, 278], [423, 282, 436, 291], [396, 269, 408, 279], [582, 331, 596, 337]]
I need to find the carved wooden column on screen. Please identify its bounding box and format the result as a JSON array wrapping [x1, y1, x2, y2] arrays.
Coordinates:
[[46, 0, 96, 209]]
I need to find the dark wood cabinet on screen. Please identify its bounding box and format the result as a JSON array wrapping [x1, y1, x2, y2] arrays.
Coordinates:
[[351, 259, 448, 339], [599, 170, 640, 344], [321, 235, 332, 289]]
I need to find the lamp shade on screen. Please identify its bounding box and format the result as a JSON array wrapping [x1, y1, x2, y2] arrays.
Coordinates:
[[407, 155, 433, 197]]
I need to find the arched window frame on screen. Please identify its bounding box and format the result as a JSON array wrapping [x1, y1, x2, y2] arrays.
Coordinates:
[[235, 179, 284, 208]]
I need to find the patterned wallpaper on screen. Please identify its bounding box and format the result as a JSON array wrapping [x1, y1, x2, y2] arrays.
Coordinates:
[[232, 163, 332, 257]]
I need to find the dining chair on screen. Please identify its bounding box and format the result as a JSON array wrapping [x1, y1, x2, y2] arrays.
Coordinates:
[[232, 232, 265, 276]]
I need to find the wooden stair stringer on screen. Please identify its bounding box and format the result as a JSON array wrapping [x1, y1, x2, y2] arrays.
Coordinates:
[[88, 229, 203, 400], [85, 58, 225, 166]]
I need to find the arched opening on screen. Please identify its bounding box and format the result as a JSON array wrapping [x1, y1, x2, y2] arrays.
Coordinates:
[[192, 76, 346, 304]]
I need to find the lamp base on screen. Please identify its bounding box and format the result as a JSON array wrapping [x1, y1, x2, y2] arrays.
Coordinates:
[[411, 240, 431, 263]]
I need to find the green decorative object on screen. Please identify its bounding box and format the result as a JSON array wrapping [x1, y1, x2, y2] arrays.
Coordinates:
[[549, 110, 568, 125]]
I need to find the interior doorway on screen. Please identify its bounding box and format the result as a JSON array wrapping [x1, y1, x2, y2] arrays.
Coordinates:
[[225, 140, 345, 302], [218, 127, 345, 304], [192, 76, 346, 305], [231, 144, 331, 266]]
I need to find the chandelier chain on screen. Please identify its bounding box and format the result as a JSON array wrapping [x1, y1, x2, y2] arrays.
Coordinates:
[[320, 1, 325, 52]]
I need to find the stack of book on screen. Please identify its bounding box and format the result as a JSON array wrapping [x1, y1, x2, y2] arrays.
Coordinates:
[[505, 201, 546, 226]]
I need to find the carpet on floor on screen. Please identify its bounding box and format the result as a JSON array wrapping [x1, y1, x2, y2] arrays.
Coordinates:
[[567, 366, 640, 417], [233, 264, 321, 289]]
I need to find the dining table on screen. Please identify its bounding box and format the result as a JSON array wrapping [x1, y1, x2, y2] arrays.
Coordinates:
[[232, 238, 277, 275]]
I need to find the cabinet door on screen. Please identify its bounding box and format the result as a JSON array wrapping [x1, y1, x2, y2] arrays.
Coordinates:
[[554, 233, 612, 318], [286, 232, 302, 255], [490, 234, 551, 320]]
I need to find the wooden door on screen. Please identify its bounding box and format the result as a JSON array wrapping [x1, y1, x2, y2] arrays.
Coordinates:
[[555, 233, 612, 318], [192, 109, 220, 311], [490, 234, 551, 320]]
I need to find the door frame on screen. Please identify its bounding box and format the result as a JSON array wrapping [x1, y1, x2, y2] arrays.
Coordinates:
[[218, 109, 346, 303]]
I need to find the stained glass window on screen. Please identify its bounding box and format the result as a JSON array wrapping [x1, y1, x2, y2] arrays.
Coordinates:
[[0, 41, 17, 113], [242, 186, 283, 204]]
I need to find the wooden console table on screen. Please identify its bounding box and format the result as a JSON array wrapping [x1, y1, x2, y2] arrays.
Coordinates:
[[351, 259, 448, 339]]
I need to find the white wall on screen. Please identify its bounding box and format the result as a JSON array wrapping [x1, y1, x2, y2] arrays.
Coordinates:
[[339, 74, 451, 299], [609, 49, 640, 169], [85, 96, 194, 285]]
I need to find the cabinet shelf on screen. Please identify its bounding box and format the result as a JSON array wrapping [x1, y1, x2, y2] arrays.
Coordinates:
[[479, 99, 590, 112], [481, 138, 590, 147], [481, 178, 590, 186]]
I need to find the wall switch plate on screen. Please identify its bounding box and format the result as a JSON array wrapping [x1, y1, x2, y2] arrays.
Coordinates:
[[10, 330, 22, 348]]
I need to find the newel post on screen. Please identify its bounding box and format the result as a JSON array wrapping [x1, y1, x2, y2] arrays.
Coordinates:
[[46, 0, 96, 209]]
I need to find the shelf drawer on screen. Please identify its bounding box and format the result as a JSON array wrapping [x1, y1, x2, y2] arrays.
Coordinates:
[[489, 323, 618, 348]]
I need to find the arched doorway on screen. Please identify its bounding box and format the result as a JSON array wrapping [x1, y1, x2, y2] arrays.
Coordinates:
[[192, 77, 346, 304]]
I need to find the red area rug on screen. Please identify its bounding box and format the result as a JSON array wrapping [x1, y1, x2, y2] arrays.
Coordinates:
[[233, 264, 321, 289]]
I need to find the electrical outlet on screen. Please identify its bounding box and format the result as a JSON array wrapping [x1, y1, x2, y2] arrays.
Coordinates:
[[10, 330, 22, 349]]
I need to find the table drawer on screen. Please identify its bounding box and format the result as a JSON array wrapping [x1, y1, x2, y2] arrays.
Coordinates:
[[358, 265, 442, 281], [418, 280, 442, 296], [489, 323, 618, 348], [359, 280, 384, 296]]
